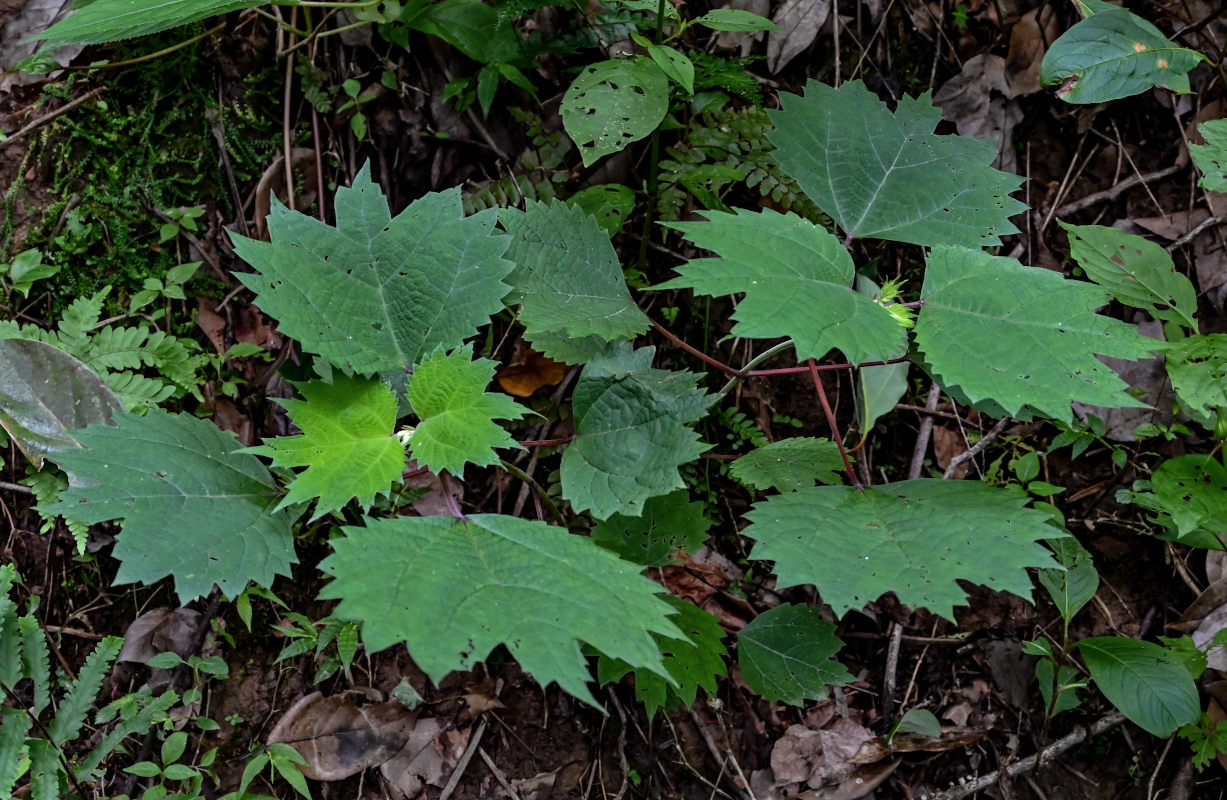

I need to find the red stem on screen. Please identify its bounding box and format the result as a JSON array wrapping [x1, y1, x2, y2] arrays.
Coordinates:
[[807, 359, 862, 489], [652, 319, 740, 376]]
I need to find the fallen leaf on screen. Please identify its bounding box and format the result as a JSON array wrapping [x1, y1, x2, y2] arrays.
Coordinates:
[[496, 349, 567, 397], [403, 458, 463, 517], [767, 0, 830, 75], [1132, 209, 1227, 313], [942, 700, 973, 726], [268, 691, 418, 781], [512, 770, 558, 800], [1003, 6, 1059, 97], [379, 716, 466, 799], [116, 607, 204, 694], [931, 425, 968, 479], [932, 54, 1023, 173], [770, 718, 873, 789]]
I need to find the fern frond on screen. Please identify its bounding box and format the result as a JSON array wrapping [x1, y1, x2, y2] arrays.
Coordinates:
[[27, 738, 62, 800], [22, 466, 89, 553], [102, 371, 175, 409], [18, 615, 51, 717], [84, 325, 151, 373], [56, 288, 109, 346], [48, 636, 121, 747], [463, 173, 558, 214], [0, 565, 20, 687], [0, 707, 33, 797], [144, 331, 204, 389]]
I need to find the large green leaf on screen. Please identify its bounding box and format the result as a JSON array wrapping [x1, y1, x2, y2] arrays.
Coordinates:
[[658, 209, 906, 363], [0, 339, 122, 469], [1040, 8, 1203, 104], [499, 201, 649, 363], [729, 438, 845, 492], [1060, 222, 1198, 330], [408, 0, 522, 64], [766, 80, 1025, 247], [232, 164, 514, 374], [743, 480, 1057, 620], [1164, 334, 1227, 416], [590, 489, 711, 566], [1150, 455, 1227, 541], [561, 57, 669, 167], [1189, 119, 1227, 194], [319, 514, 684, 705], [1078, 637, 1199, 737], [242, 376, 405, 520], [914, 245, 1155, 423], [29, 0, 262, 47], [737, 604, 851, 706], [561, 343, 710, 519], [1038, 536, 1099, 627], [43, 411, 296, 602]]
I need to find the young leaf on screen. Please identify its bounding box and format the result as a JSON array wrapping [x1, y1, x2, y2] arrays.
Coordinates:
[[658, 208, 906, 363], [29, 0, 262, 47], [914, 246, 1154, 423], [729, 437, 845, 492], [319, 514, 685, 705], [499, 201, 649, 363], [561, 57, 669, 167], [1038, 536, 1099, 626], [1060, 222, 1198, 330], [646, 44, 694, 95], [407, 345, 528, 476], [43, 411, 297, 602], [242, 375, 404, 520], [232, 164, 514, 374], [590, 489, 712, 566], [561, 343, 710, 519], [1189, 119, 1227, 194], [767, 80, 1025, 247], [1040, 8, 1203, 104], [743, 480, 1057, 620], [737, 604, 851, 706], [1078, 636, 1199, 737], [1164, 334, 1227, 417]]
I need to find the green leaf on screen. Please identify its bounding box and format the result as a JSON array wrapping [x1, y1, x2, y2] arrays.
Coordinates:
[[407, 345, 528, 476], [43, 411, 297, 602], [0, 708, 33, 797], [1150, 455, 1227, 541], [692, 8, 780, 30], [561, 57, 669, 167], [1060, 222, 1198, 330], [29, 0, 263, 47], [1038, 536, 1099, 626], [410, 0, 522, 63], [232, 164, 514, 374], [4, 249, 58, 298], [499, 201, 649, 362], [49, 636, 121, 747], [242, 376, 404, 519], [561, 343, 710, 519], [319, 514, 685, 705], [1164, 334, 1227, 417], [1036, 659, 1083, 716], [1190, 119, 1227, 194], [914, 245, 1154, 423], [646, 44, 694, 95], [566, 184, 636, 236], [659, 208, 906, 363], [590, 489, 712, 566], [737, 604, 851, 706], [729, 438, 845, 492], [1078, 636, 1200, 737], [767, 80, 1025, 247], [743, 480, 1057, 620], [1040, 8, 1203, 103], [0, 339, 123, 469]]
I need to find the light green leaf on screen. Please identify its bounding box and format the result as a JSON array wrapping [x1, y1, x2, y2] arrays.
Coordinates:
[[1150, 455, 1227, 541], [767, 80, 1025, 247], [1190, 119, 1227, 194], [1078, 636, 1199, 737], [242, 376, 404, 520], [646, 44, 694, 94], [29, 0, 262, 47], [319, 514, 684, 705], [232, 164, 514, 374], [4, 249, 58, 298], [858, 361, 909, 445], [743, 480, 1057, 620], [49, 636, 121, 747], [692, 8, 780, 30], [561, 343, 710, 519], [566, 184, 636, 236], [590, 489, 711, 566], [561, 57, 669, 167], [1164, 334, 1227, 416], [914, 245, 1155, 423], [43, 411, 296, 602], [737, 604, 851, 706], [659, 208, 906, 363], [729, 438, 845, 492], [409, 0, 522, 63], [407, 345, 528, 476], [1040, 8, 1203, 103], [1039, 537, 1099, 626], [892, 708, 942, 739], [1061, 222, 1198, 330]]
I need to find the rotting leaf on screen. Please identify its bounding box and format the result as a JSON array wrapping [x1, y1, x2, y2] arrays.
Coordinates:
[[267, 691, 419, 781], [496, 349, 568, 398]]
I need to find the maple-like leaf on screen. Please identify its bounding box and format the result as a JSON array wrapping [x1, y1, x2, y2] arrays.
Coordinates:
[[590, 489, 712, 566], [242, 375, 404, 519], [729, 437, 845, 492], [767, 80, 1025, 247], [914, 245, 1155, 422], [407, 345, 528, 476], [231, 164, 514, 374], [737, 604, 851, 705], [742, 479, 1057, 620], [658, 209, 906, 363], [319, 513, 685, 705], [561, 343, 710, 519], [42, 411, 296, 602]]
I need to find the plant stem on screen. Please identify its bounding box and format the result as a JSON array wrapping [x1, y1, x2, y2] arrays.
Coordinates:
[[653, 319, 739, 376], [716, 340, 795, 397], [64, 25, 223, 70], [807, 359, 860, 488], [500, 460, 567, 526]]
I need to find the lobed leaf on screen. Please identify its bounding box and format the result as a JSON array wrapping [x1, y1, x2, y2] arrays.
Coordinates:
[[737, 604, 851, 705], [729, 438, 845, 492], [1164, 334, 1227, 417], [1078, 636, 1199, 737], [1150, 455, 1227, 541], [590, 489, 712, 566], [30, 0, 262, 47], [1189, 119, 1227, 194]]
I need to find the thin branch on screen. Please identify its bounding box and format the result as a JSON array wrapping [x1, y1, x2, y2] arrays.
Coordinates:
[[1054, 165, 1183, 218], [652, 320, 739, 376], [907, 383, 942, 480], [807, 360, 860, 488], [941, 417, 1011, 479], [0, 87, 107, 150], [1167, 215, 1227, 252]]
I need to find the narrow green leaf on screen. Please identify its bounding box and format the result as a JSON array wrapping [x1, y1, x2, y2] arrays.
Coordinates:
[[590, 489, 711, 566], [29, 0, 262, 47], [1164, 334, 1227, 416], [646, 44, 694, 94], [738, 604, 851, 706], [1189, 119, 1227, 194], [1038, 537, 1099, 626], [0, 565, 22, 687], [27, 739, 60, 800], [1078, 636, 1199, 737], [692, 8, 780, 30], [79, 691, 179, 778], [1036, 659, 1083, 715], [561, 58, 669, 167], [729, 438, 845, 492], [49, 636, 121, 746]]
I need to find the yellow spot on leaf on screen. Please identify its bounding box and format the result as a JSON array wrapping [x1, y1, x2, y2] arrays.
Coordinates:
[[1158, 59, 1169, 68], [1133, 42, 1146, 52]]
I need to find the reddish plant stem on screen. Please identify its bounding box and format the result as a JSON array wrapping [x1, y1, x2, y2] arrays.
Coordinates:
[[808, 359, 862, 489], [520, 437, 574, 447], [652, 319, 740, 376], [749, 355, 909, 377]]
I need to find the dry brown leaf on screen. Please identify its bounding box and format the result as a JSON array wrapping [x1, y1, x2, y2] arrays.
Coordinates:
[[496, 349, 567, 397], [512, 770, 558, 800], [932, 54, 1022, 173], [1003, 6, 1058, 97], [117, 607, 202, 666], [403, 458, 463, 517], [378, 717, 467, 799], [195, 298, 228, 355], [942, 700, 973, 726], [268, 691, 419, 781], [931, 425, 968, 479], [770, 718, 874, 789], [255, 148, 319, 240], [767, 0, 830, 75], [1133, 209, 1227, 313]]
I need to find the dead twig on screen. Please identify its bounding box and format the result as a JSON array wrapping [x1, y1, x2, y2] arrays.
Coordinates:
[[942, 417, 1011, 479], [1054, 165, 1183, 218], [477, 746, 523, 800], [907, 383, 942, 480], [1167, 215, 1227, 252], [0, 87, 107, 150], [687, 709, 755, 800], [439, 678, 502, 800]]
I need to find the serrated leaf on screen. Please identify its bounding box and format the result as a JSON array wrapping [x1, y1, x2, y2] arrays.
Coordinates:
[[1150, 455, 1227, 540], [319, 514, 685, 705], [232, 164, 514, 374], [767, 80, 1025, 247], [407, 345, 527, 476], [566, 184, 636, 236], [915, 245, 1155, 423], [1039, 536, 1099, 626], [0, 707, 32, 797], [0, 339, 122, 469], [499, 201, 649, 360], [561, 343, 710, 519], [242, 376, 404, 519], [561, 57, 669, 167], [729, 438, 845, 492], [1164, 334, 1227, 416], [29, 0, 262, 47], [43, 411, 296, 602], [1078, 636, 1199, 737], [743, 480, 1057, 620], [1061, 222, 1198, 330], [1190, 119, 1227, 194], [590, 489, 712, 566], [1040, 8, 1203, 104], [659, 209, 906, 363], [738, 604, 851, 706]]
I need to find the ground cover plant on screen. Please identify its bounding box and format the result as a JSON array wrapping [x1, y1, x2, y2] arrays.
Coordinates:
[[2, 0, 1227, 796]]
